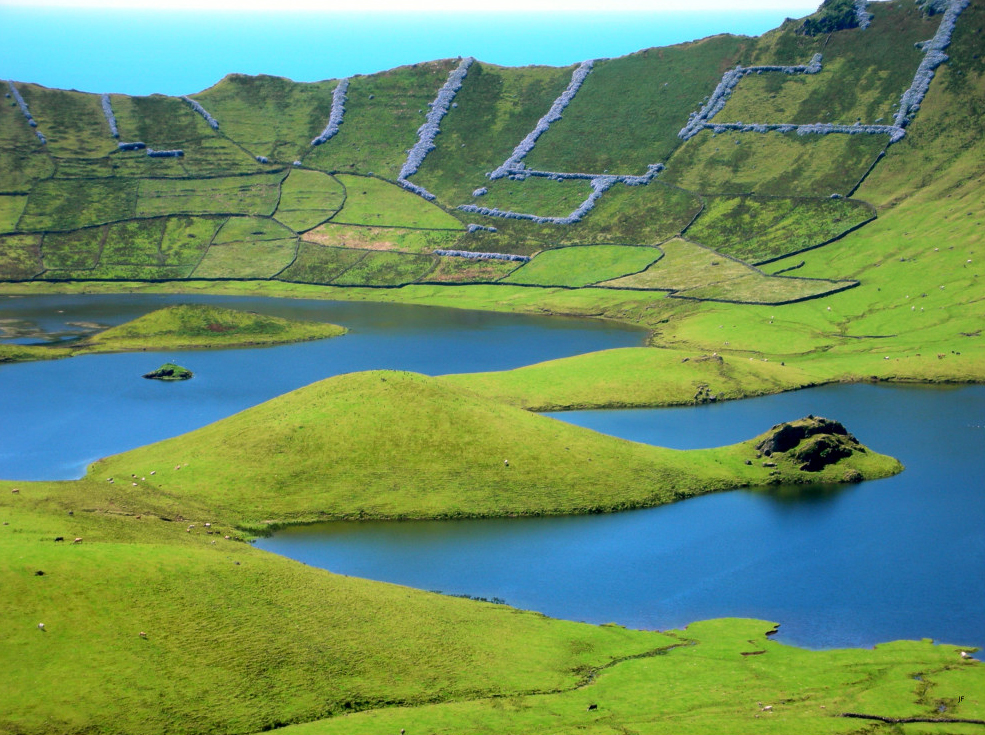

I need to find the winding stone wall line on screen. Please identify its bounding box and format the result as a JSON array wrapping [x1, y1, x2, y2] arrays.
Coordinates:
[[396, 58, 474, 200]]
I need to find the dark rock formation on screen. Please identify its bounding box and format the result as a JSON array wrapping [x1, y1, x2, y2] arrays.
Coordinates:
[[756, 416, 865, 472]]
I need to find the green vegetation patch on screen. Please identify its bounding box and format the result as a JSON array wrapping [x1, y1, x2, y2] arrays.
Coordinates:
[[41, 228, 103, 270], [212, 216, 294, 244], [191, 239, 298, 279], [16, 85, 117, 160], [52, 157, 113, 179], [330, 250, 436, 287], [193, 75, 340, 163], [273, 169, 346, 232], [330, 175, 463, 229], [725, 3, 934, 126], [676, 272, 857, 304], [664, 130, 887, 197], [685, 195, 875, 264], [0, 482, 664, 735], [523, 35, 754, 174], [552, 181, 703, 246], [0, 149, 54, 194], [90, 370, 900, 525], [280, 617, 984, 735], [276, 243, 368, 285], [470, 176, 595, 218], [0, 195, 27, 233], [143, 361, 193, 380], [1, 86, 45, 150], [304, 223, 463, 254], [444, 347, 811, 411], [426, 255, 521, 283], [108, 93, 263, 176], [136, 174, 283, 218], [77, 304, 344, 353], [412, 62, 578, 203], [602, 238, 753, 291], [39, 265, 195, 281], [0, 234, 42, 279], [19, 178, 137, 231], [505, 245, 662, 287], [100, 219, 166, 265], [303, 60, 458, 178], [159, 216, 223, 266]]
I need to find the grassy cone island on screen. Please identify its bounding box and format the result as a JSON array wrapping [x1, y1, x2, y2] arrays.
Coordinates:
[[89, 370, 902, 529]]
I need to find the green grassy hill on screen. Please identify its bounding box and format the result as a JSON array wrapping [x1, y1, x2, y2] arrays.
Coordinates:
[[3, 2, 985, 732], [3, 0, 981, 316], [88, 370, 900, 528]]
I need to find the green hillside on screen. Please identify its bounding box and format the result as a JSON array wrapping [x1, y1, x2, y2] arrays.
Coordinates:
[[2, 1, 985, 733], [3, 0, 980, 317]]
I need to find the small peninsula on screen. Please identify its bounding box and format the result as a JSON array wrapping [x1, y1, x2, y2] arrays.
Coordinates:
[[0, 304, 346, 363]]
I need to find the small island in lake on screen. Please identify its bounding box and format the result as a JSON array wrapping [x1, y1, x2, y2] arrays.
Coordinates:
[[0, 304, 347, 364], [143, 362, 193, 381]]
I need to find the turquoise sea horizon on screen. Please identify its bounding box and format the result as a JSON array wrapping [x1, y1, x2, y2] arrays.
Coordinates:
[[2, 8, 809, 95]]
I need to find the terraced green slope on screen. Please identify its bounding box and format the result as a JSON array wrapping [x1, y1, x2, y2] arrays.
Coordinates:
[[3, 0, 975, 305]]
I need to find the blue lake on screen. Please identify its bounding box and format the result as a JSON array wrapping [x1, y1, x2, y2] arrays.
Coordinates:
[[0, 293, 645, 480], [257, 385, 985, 653], [2, 294, 982, 653]]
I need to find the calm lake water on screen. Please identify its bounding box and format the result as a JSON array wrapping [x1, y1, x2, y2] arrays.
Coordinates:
[[0, 293, 645, 480], [258, 383, 985, 652], [3, 294, 982, 652]]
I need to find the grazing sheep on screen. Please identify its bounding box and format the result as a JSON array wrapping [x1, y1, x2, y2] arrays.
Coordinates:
[[54, 537, 64, 542], [38, 623, 45, 631], [73, 537, 83, 544]]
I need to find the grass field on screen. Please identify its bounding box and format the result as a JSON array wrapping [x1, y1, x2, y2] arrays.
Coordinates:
[[0, 194, 28, 232], [0, 234, 42, 279], [329, 250, 437, 287], [273, 169, 346, 232], [191, 238, 298, 279], [136, 174, 284, 217], [411, 62, 577, 203], [193, 75, 341, 164], [303, 223, 463, 253], [505, 245, 662, 287], [275, 617, 984, 735], [302, 60, 458, 178], [330, 174, 464, 229], [685, 195, 875, 264], [2, 6, 985, 733], [19, 178, 138, 231]]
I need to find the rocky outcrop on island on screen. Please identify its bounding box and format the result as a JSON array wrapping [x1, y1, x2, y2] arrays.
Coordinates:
[[756, 416, 866, 474]]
